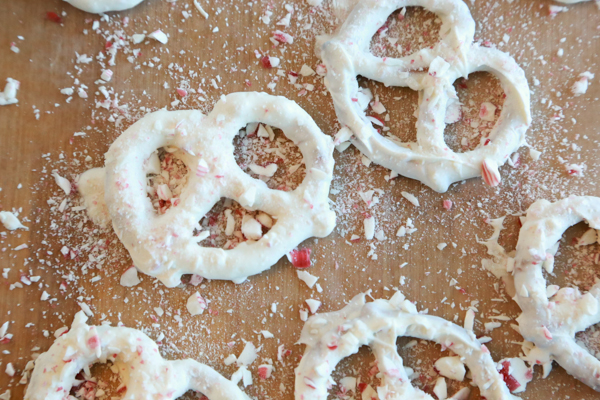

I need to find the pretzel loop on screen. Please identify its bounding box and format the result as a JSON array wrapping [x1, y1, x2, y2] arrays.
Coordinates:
[[295, 293, 517, 400], [514, 196, 600, 391], [25, 312, 250, 400], [319, 0, 531, 192], [102, 92, 336, 287]]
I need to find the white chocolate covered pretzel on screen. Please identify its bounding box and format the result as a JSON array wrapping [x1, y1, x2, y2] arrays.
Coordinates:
[[513, 196, 600, 391], [25, 311, 250, 400], [64, 0, 145, 14], [318, 0, 531, 192], [295, 292, 517, 400], [86, 92, 335, 287]]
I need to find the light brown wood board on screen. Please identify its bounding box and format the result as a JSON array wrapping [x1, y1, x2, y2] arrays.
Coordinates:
[[1, 0, 600, 399]]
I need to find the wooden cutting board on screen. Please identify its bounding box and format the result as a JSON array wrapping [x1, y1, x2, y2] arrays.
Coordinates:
[[1, 0, 599, 399]]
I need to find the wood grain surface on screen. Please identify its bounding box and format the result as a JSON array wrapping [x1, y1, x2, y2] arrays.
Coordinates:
[[1, 0, 600, 399]]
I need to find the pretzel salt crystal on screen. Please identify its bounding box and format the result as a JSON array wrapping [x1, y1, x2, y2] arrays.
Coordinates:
[[102, 92, 335, 287], [25, 311, 250, 400], [295, 292, 517, 400], [318, 0, 531, 192], [513, 196, 600, 391], [65, 0, 145, 13]]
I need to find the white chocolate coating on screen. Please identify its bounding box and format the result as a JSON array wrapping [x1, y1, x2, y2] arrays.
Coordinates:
[[318, 0, 531, 192], [295, 292, 517, 400], [99, 92, 335, 286], [513, 196, 600, 391], [25, 311, 250, 400], [64, 0, 145, 14]]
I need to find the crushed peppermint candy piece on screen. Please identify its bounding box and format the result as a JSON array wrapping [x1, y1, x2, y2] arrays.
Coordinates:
[[305, 299, 321, 314], [249, 163, 277, 177], [299, 64, 315, 76], [5, 363, 15, 377], [481, 158, 501, 187], [148, 30, 168, 44], [297, 270, 319, 289], [289, 248, 311, 269], [364, 216, 375, 240], [186, 292, 208, 316], [100, 69, 113, 82], [497, 358, 533, 393], [433, 377, 447, 400], [241, 215, 263, 240], [272, 30, 294, 44], [120, 266, 141, 287], [571, 71, 594, 96], [52, 172, 71, 195], [193, 0, 209, 18], [435, 356, 466, 381], [0, 78, 19, 106], [0, 211, 27, 230], [258, 364, 273, 379], [261, 56, 280, 68], [237, 341, 258, 366], [479, 102, 497, 121], [401, 191, 419, 207]]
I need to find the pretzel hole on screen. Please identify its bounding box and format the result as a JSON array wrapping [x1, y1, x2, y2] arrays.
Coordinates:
[[369, 7, 441, 61], [536, 221, 600, 358], [234, 123, 306, 191], [443, 72, 504, 153], [356, 77, 419, 143], [394, 337, 472, 397], [327, 338, 472, 398], [145, 147, 191, 215], [545, 222, 600, 298], [193, 198, 275, 250], [576, 324, 600, 360], [69, 362, 122, 399], [327, 344, 380, 398]]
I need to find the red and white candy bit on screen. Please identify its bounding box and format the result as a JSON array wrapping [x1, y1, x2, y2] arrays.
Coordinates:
[[176, 88, 188, 97], [272, 30, 294, 44], [25, 311, 251, 400], [46, 11, 63, 23], [479, 101, 497, 121], [289, 248, 311, 269], [481, 158, 501, 187], [257, 364, 273, 380], [261, 55, 280, 68], [189, 274, 204, 286], [196, 159, 209, 177], [541, 326, 553, 340], [186, 291, 208, 316], [442, 200, 453, 210]]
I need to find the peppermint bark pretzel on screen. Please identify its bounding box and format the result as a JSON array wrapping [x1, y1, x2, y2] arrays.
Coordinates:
[[513, 196, 600, 391], [101, 92, 335, 287], [25, 311, 250, 400], [64, 0, 145, 13], [295, 292, 518, 400], [318, 0, 531, 192]]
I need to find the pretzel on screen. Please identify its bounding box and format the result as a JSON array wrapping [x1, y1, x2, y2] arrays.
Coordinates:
[[318, 0, 531, 192], [100, 92, 335, 286], [25, 311, 250, 400], [513, 196, 600, 391], [64, 0, 145, 13], [295, 292, 517, 399]]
